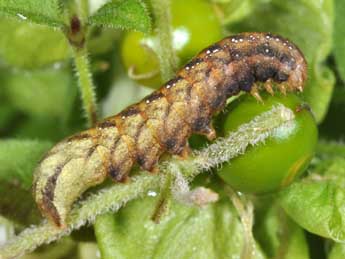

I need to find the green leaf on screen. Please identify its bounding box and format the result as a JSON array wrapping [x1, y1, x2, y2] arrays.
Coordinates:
[[95, 197, 266, 259], [329, 242, 345, 259], [279, 158, 345, 242], [0, 181, 42, 226], [334, 0, 345, 81], [254, 203, 309, 258], [230, 0, 335, 123], [89, 0, 151, 33], [3, 65, 76, 121], [0, 18, 70, 68], [0, 139, 52, 189], [0, 139, 51, 225], [0, 0, 64, 27], [317, 140, 345, 159], [0, 99, 15, 132]]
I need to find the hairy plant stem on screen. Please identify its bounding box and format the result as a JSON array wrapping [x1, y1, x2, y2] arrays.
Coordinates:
[[151, 173, 173, 223], [150, 0, 178, 80], [72, 47, 98, 126], [224, 185, 255, 259], [0, 105, 295, 259], [78, 0, 89, 21]]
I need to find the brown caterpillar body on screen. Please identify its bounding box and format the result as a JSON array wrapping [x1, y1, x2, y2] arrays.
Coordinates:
[[33, 32, 307, 227]]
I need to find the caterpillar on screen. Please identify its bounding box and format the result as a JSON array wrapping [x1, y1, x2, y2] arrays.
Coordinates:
[[33, 32, 307, 227]]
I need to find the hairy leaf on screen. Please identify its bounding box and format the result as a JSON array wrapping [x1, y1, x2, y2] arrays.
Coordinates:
[[3, 65, 76, 121], [254, 203, 309, 258], [95, 196, 266, 259], [0, 18, 70, 68], [317, 141, 345, 160], [0, 0, 64, 27], [0, 139, 51, 189], [279, 158, 345, 242], [0, 100, 15, 134], [0, 140, 51, 225], [89, 0, 151, 33], [0, 182, 41, 226], [334, 0, 345, 81], [329, 242, 345, 259]]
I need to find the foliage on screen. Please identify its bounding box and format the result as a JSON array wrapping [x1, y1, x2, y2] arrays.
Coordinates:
[[88, 0, 151, 33], [0, 0, 344, 258]]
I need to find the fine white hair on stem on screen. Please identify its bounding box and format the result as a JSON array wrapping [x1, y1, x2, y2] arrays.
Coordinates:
[[0, 105, 295, 259], [192, 104, 295, 173]]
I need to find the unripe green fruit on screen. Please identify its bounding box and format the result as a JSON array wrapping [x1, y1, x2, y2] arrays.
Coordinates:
[[121, 0, 222, 88], [217, 94, 318, 194]]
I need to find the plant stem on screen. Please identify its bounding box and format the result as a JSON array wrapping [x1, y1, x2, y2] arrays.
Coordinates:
[[150, 0, 178, 80], [151, 173, 173, 223], [78, 0, 89, 21], [0, 105, 295, 259], [224, 186, 255, 259], [72, 47, 98, 126]]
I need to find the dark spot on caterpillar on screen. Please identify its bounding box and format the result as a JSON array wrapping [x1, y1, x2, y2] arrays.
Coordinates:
[[43, 165, 62, 202], [164, 138, 177, 151], [110, 137, 121, 156], [192, 117, 210, 132], [211, 93, 227, 110], [184, 81, 193, 102], [97, 120, 116, 128], [86, 145, 98, 158], [136, 153, 147, 168], [121, 106, 140, 117], [133, 121, 146, 141], [230, 34, 247, 42], [279, 52, 292, 64], [275, 71, 289, 82], [230, 49, 243, 60], [185, 58, 203, 70], [165, 76, 183, 88], [144, 92, 164, 103], [264, 32, 274, 39], [41, 163, 66, 226], [255, 65, 277, 82], [41, 196, 61, 226], [108, 164, 126, 182], [225, 82, 240, 96], [238, 72, 255, 92], [205, 44, 222, 54], [279, 52, 296, 68]]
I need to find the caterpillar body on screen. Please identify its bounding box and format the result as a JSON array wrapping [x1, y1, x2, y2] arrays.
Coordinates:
[[33, 32, 307, 227]]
